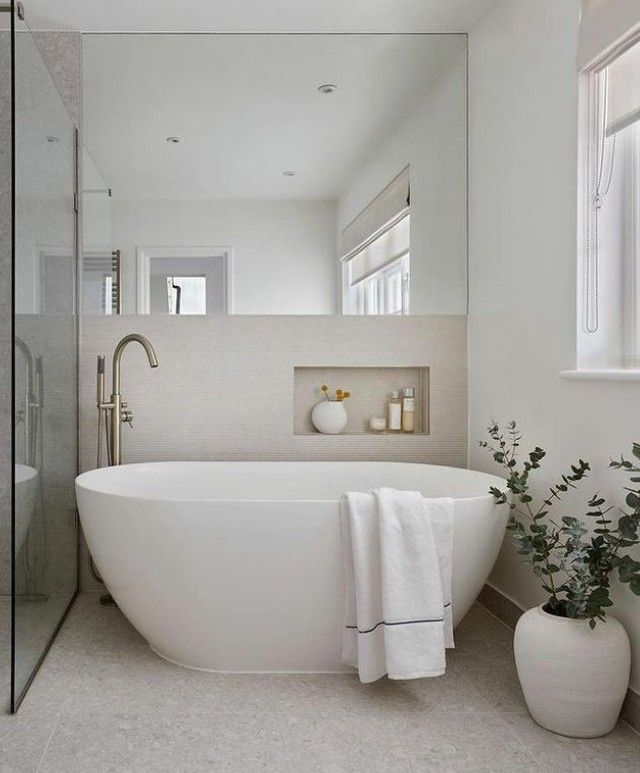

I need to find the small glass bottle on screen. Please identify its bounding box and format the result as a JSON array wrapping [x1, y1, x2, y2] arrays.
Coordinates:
[[388, 391, 402, 433], [369, 416, 387, 433], [402, 387, 416, 433]]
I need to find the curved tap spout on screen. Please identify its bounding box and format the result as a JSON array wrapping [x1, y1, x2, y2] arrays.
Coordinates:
[[112, 334, 158, 395], [15, 337, 39, 467], [107, 334, 158, 466], [15, 336, 35, 396]]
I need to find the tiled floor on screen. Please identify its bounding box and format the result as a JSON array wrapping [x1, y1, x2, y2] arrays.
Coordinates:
[[1, 595, 639, 772], [1, 594, 74, 709]]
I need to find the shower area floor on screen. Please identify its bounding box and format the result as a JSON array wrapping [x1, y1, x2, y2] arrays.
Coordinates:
[[1, 594, 639, 772], [0, 593, 73, 710]]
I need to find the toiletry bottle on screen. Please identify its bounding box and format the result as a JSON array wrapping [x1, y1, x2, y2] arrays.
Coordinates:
[[388, 390, 402, 433], [401, 387, 416, 433]]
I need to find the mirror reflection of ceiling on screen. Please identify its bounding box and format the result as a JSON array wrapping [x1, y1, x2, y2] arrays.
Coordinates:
[[82, 34, 464, 200], [23, 0, 494, 34]]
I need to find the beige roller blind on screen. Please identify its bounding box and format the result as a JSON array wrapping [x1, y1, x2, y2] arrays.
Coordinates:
[[606, 40, 640, 135], [340, 166, 410, 260], [348, 213, 410, 285], [579, 0, 640, 70]]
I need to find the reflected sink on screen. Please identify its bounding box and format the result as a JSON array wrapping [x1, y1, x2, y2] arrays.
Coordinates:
[[15, 464, 39, 551]]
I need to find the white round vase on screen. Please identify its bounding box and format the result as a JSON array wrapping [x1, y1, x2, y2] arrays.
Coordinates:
[[513, 605, 631, 738], [311, 400, 348, 434]]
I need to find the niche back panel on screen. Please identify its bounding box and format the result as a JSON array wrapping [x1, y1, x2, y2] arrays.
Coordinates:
[[294, 366, 429, 435], [79, 315, 467, 589]]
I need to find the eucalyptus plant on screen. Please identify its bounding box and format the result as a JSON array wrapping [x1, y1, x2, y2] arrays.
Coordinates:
[[480, 421, 640, 628]]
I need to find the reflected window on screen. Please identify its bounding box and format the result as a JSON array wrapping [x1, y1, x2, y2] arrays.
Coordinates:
[[166, 276, 207, 315], [342, 213, 410, 316], [347, 253, 410, 316], [339, 168, 411, 316]]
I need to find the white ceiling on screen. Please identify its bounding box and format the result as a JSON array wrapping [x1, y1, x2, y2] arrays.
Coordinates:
[[83, 34, 465, 200], [24, 0, 495, 33]]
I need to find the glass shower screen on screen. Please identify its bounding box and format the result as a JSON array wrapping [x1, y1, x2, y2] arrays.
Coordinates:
[[10, 0, 79, 711]]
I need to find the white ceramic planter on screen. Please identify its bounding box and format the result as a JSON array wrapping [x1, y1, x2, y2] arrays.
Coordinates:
[[311, 400, 348, 434], [514, 605, 631, 738]]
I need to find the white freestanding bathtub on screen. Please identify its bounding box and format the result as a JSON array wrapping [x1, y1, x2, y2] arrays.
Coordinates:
[[15, 464, 39, 552], [76, 462, 507, 672]]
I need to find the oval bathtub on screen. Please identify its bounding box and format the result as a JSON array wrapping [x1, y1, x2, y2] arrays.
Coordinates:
[[75, 462, 507, 672]]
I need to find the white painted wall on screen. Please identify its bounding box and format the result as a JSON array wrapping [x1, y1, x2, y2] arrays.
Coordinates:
[[468, 0, 640, 691], [111, 198, 337, 314], [337, 44, 467, 315]]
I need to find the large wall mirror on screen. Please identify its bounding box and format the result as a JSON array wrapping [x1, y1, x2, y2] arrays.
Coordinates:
[[82, 33, 467, 316]]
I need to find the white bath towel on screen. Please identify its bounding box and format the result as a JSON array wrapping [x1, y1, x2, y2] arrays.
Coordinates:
[[340, 488, 454, 683]]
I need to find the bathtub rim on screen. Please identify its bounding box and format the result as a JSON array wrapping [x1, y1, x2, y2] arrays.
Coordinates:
[[75, 460, 506, 506]]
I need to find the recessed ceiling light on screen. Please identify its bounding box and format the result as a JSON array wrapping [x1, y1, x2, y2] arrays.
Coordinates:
[[166, 136, 181, 144], [317, 84, 337, 94], [282, 170, 296, 177]]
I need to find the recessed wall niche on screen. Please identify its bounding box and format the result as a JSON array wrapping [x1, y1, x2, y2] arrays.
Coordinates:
[[294, 366, 430, 436]]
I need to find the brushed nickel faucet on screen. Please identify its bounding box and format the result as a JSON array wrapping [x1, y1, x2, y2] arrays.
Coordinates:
[[15, 337, 42, 467], [97, 334, 158, 466]]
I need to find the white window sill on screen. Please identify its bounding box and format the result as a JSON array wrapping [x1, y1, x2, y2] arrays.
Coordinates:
[[560, 369, 640, 382]]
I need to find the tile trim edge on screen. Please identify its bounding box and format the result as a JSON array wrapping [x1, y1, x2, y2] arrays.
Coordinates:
[[476, 583, 640, 735]]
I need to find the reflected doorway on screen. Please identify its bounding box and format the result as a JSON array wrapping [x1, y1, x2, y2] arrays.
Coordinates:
[[136, 247, 232, 315]]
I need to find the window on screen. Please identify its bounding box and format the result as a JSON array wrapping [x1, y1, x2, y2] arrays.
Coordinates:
[[339, 166, 411, 316], [580, 37, 640, 369], [345, 249, 410, 316], [166, 276, 207, 315]]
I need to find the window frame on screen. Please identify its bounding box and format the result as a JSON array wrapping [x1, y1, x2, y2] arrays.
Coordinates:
[[135, 245, 233, 315], [576, 32, 640, 373]]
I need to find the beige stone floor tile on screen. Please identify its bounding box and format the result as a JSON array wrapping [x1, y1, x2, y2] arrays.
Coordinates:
[[496, 706, 640, 773], [270, 669, 482, 716], [1, 595, 638, 773], [38, 708, 284, 773]]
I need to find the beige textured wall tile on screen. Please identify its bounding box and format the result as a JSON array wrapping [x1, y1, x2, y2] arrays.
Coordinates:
[[294, 366, 429, 434]]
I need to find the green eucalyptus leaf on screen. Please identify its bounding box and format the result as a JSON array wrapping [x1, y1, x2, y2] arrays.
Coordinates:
[[629, 576, 640, 595], [626, 492, 640, 509], [480, 424, 640, 615], [618, 515, 639, 539]]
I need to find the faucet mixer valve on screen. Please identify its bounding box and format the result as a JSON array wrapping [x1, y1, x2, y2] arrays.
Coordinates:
[[95, 335, 158, 465]]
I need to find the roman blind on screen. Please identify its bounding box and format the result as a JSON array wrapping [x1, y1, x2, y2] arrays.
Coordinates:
[[606, 40, 640, 135], [578, 0, 640, 70], [339, 165, 410, 260], [347, 213, 410, 285]]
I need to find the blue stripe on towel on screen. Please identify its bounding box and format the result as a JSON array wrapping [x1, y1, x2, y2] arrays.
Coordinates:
[[346, 602, 451, 635]]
